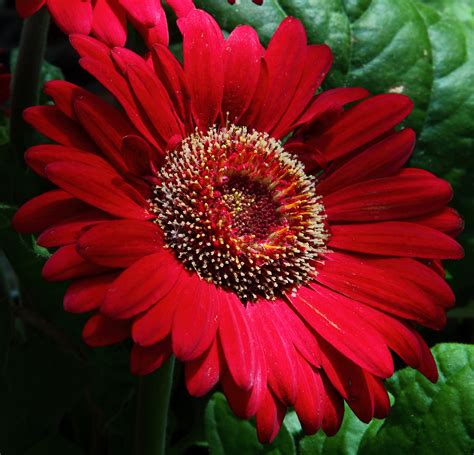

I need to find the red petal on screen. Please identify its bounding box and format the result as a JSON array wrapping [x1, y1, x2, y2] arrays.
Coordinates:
[[103, 249, 182, 319], [218, 293, 257, 390], [25, 144, 113, 178], [172, 279, 219, 361], [16, 0, 45, 17], [248, 301, 298, 405], [272, 44, 332, 139], [353, 303, 435, 375], [45, 161, 151, 220], [317, 129, 415, 195], [12, 190, 87, 233], [315, 252, 453, 328], [324, 169, 453, 222], [294, 87, 370, 129], [130, 339, 172, 376], [273, 300, 321, 368], [255, 389, 286, 444], [185, 339, 221, 397], [290, 285, 394, 378], [329, 221, 464, 259], [91, 0, 127, 47], [320, 375, 344, 436], [121, 0, 169, 47], [319, 340, 375, 422], [166, 0, 195, 18], [222, 25, 264, 123], [151, 44, 192, 128], [64, 272, 118, 313], [294, 356, 324, 434], [253, 18, 307, 133], [312, 94, 413, 162], [178, 10, 224, 129], [23, 106, 96, 150], [74, 95, 135, 173], [42, 244, 107, 281], [43, 80, 88, 119], [77, 219, 163, 267], [410, 207, 464, 237], [82, 313, 130, 347], [121, 135, 157, 176], [111, 48, 184, 144], [37, 209, 111, 247], [47, 0, 93, 35]]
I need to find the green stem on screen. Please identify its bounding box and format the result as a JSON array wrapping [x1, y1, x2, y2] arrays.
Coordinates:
[[135, 356, 176, 455], [9, 6, 50, 161]]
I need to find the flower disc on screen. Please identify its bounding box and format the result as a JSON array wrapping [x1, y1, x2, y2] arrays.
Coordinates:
[[154, 125, 327, 301]]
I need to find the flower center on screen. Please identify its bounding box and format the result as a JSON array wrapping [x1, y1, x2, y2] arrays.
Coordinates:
[[153, 125, 327, 301]]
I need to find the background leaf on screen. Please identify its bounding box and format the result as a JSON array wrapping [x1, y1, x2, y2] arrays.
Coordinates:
[[205, 392, 296, 454]]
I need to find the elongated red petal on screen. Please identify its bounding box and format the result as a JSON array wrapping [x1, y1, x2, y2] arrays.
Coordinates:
[[172, 280, 219, 361], [223, 26, 264, 123], [42, 244, 108, 282], [12, 190, 87, 233], [37, 209, 111, 247], [254, 18, 307, 133], [218, 293, 257, 390], [91, 0, 127, 47], [272, 44, 332, 138], [24, 106, 96, 151], [130, 339, 172, 376], [25, 144, 113, 178], [317, 129, 415, 195], [312, 94, 413, 162], [47, 0, 93, 35], [315, 252, 453, 328], [16, 0, 45, 18], [255, 389, 286, 444], [103, 248, 182, 319], [185, 339, 221, 397], [45, 161, 151, 220], [290, 285, 394, 378], [83, 313, 130, 347], [294, 355, 324, 434], [329, 222, 464, 259], [64, 272, 118, 313], [178, 9, 224, 130], [77, 220, 163, 267], [248, 301, 298, 405], [324, 169, 453, 222]]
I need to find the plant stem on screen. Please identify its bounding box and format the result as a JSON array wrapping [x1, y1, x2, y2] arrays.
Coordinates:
[[9, 6, 50, 161], [135, 356, 176, 455]]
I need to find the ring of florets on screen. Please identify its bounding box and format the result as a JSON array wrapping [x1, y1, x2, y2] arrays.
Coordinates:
[[152, 125, 327, 301]]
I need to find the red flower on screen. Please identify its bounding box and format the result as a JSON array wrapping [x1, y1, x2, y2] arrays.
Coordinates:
[[13, 8, 463, 443], [15, 0, 194, 47]]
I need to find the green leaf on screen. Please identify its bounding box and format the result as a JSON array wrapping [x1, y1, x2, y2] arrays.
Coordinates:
[[205, 392, 296, 454], [299, 344, 474, 455], [363, 343, 474, 454]]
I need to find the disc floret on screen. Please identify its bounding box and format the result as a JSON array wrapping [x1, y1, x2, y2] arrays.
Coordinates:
[[153, 125, 327, 301]]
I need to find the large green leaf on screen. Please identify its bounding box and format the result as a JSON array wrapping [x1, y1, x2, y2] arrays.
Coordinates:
[[299, 343, 474, 455], [205, 392, 296, 454]]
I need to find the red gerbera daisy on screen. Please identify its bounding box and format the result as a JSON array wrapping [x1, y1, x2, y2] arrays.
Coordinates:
[[15, 0, 193, 47], [13, 6, 463, 443]]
